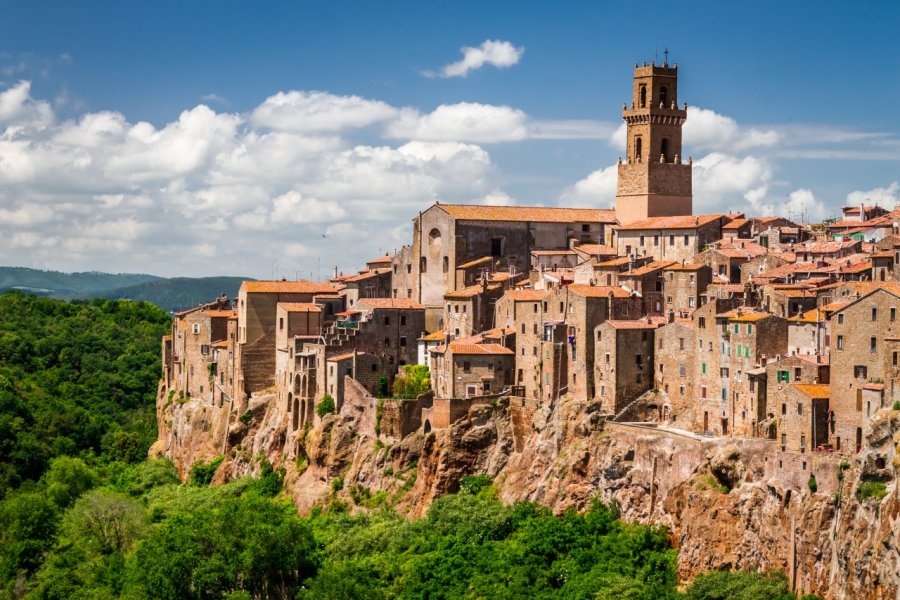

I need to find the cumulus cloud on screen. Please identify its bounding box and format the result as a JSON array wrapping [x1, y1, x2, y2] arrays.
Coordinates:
[[386, 102, 528, 143], [559, 164, 618, 208], [0, 81, 502, 278], [846, 181, 899, 208], [691, 153, 773, 213], [250, 90, 397, 132], [684, 107, 781, 152], [429, 40, 524, 78]]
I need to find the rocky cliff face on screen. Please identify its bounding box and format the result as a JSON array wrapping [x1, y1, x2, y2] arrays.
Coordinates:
[[152, 383, 900, 599]]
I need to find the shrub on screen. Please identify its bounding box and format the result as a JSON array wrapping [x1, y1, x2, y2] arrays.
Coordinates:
[[317, 395, 336, 418], [382, 467, 394, 477], [392, 365, 430, 399], [857, 481, 887, 502], [459, 474, 492, 496], [893, 400, 900, 410], [239, 410, 253, 425], [189, 455, 225, 486], [807, 475, 817, 494], [331, 476, 344, 492], [375, 374, 390, 398]]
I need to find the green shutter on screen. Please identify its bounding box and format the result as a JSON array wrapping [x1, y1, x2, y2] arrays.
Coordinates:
[[702, 362, 706, 374], [747, 324, 753, 334], [734, 323, 739, 334]]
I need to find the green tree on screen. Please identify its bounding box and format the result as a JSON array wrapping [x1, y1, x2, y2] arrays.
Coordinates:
[[42, 456, 98, 508], [316, 395, 336, 418]]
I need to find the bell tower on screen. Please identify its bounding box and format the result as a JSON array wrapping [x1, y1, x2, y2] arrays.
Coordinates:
[[614, 60, 692, 225]]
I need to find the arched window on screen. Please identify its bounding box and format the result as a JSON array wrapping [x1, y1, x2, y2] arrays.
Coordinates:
[[639, 85, 647, 108], [635, 137, 642, 163], [659, 86, 668, 107], [420, 257, 427, 273], [660, 138, 669, 162], [443, 256, 449, 273], [429, 228, 441, 244]]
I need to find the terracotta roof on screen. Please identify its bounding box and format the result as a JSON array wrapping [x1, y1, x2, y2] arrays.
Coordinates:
[[567, 284, 632, 298], [720, 310, 771, 322], [203, 309, 237, 318], [596, 257, 632, 267], [356, 298, 424, 310], [574, 244, 618, 256], [418, 331, 447, 342], [366, 254, 392, 265], [723, 218, 750, 229], [449, 343, 514, 355], [871, 251, 894, 258], [328, 351, 366, 362], [482, 326, 516, 339], [212, 340, 228, 348], [604, 318, 665, 329], [862, 383, 885, 391], [345, 268, 391, 283], [707, 283, 745, 293], [621, 260, 677, 277], [793, 383, 830, 398], [531, 249, 576, 256], [664, 262, 706, 271], [444, 284, 501, 299], [277, 302, 321, 312], [615, 214, 723, 231], [504, 289, 551, 301], [435, 203, 617, 224], [240, 280, 337, 294], [457, 256, 493, 269]]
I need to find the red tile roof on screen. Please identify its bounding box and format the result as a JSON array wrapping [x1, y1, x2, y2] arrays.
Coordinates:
[[277, 302, 321, 312], [241, 280, 337, 294], [203, 309, 237, 318], [436, 203, 617, 223], [793, 383, 830, 398], [567, 284, 633, 298], [574, 244, 618, 256], [356, 298, 424, 310], [615, 214, 723, 231], [444, 284, 502, 299], [449, 343, 514, 355], [604, 318, 665, 329], [503, 289, 551, 301]]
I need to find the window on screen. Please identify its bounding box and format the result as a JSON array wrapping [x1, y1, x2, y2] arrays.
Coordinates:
[[582, 223, 590, 232], [605, 353, 610, 364], [400, 336, 407, 347], [781, 403, 786, 415], [192, 323, 201, 335], [698, 317, 706, 328], [871, 337, 877, 352], [747, 324, 753, 334], [781, 434, 786, 450], [837, 335, 844, 350], [443, 256, 449, 273], [640, 235, 645, 246], [491, 237, 503, 257], [635, 354, 643, 365], [701, 362, 706, 374], [667, 296, 673, 304], [400, 314, 407, 326], [838, 313, 844, 325], [679, 363, 686, 377], [777, 370, 790, 382], [635, 137, 642, 162], [463, 361, 471, 373], [639, 85, 647, 108], [683, 235, 689, 245], [384, 337, 391, 347], [420, 257, 427, 272], [798, 402, 803, 415], [872, 307, 878, 321], [384, 316, 390, 325], [854, 365, 868, 378], [279, 317, 284, 330], [794, 367, 802, 381], [659, 85, 668, 106], [679, 337, 684, 350], [893, 308, 897, 322], [734, 323, 739, 334], [669, 235, 675, 246], [654, 235, 659, 246], [894, 351, 898, 367], [701, 386, 707, 398]]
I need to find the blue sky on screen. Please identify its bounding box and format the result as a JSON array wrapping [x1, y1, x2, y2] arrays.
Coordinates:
[[0, 1, 898, 277]]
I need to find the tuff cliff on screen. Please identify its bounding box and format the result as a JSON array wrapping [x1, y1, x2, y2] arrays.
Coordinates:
[[151, 383, 900, 600]]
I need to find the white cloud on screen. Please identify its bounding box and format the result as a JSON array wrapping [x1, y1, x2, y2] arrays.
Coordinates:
[[431, 40, 524, 78], [691, 152, 773, 213], [684, 107, 781, 152], [386, 102, 528, 143], [0, 81, 53, 127], [777, 188, 830, 223], [560, 164, 618, 208], [250, 90, 397, 132], [846, 181, 899, 208]]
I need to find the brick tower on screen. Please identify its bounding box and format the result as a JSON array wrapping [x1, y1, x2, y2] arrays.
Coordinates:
[[614, 61, 692, 225]]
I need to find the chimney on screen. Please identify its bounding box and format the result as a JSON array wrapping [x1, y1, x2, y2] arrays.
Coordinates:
[[333, 265, 338, 279]]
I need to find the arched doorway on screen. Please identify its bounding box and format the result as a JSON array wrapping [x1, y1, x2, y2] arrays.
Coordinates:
[[423, 420, 432, 434]]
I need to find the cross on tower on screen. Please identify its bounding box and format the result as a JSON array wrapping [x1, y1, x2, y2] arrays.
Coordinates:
[[663, 48, 669, 64]]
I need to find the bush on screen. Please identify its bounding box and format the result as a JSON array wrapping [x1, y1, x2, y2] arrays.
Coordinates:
[[459, 474, 493, 496], [807, 475, 817, 494], [239, 410, 253, 425], [317, 395, 336, 418], [375, 374, 390, 398], [857, 481, 887, 502], [331, 476, 344, 492], [392, 365, 430, 399], [686, 570, 796, 599], [189, 455, 224, 487], [893, 400, 900, 410]]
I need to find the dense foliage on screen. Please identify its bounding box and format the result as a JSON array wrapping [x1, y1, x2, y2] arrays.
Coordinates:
[[0, 292, 820, 599], [392, 364, 430, 399], [0, 292, 170, 496]]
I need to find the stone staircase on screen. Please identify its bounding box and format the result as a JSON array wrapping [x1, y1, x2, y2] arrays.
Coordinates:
[[322, 317, 367, 350], [612, 388, 661, 423]]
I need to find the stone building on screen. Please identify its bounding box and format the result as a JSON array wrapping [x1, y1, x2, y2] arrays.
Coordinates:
[[595, 319, 659, 415], [654, 317, 695, 427], [236, 280, 337, 398], [407, 203, 616, 306], [613, 214, 725, 263], [443, 281, 504, 338], [615, 62, 692, 224], [429, 342, 515, 399], [829, 288, 900, 453], [662, 262, 711, 314], [691, 297, 741, 434]]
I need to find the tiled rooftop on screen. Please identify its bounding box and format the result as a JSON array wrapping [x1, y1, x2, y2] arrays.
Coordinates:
[[436, 203, 617, 223]]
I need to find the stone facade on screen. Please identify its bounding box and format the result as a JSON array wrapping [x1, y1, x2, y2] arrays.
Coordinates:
[[594, 320, 657, 414], [654, 319, 695, 427]]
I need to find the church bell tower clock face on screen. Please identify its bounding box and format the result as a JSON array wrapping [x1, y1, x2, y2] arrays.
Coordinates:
[[615, 57, 693, 225]]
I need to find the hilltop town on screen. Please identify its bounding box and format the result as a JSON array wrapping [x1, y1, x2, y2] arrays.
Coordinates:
[[154, 62, 900, 598]]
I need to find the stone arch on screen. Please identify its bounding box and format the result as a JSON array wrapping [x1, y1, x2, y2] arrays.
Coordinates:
[[292, 397, 299, 431], [294, 373, 301, 395], [767, 423, 777, 440], [659, 85, 668, 107], [429, 228, 441, 244], [634, 137, 642, 163], [423, 419, 432, 434], [639, 84, 647, 108], [661, 138, 669, 162]]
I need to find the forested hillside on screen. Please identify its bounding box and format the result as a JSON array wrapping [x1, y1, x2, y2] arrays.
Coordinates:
[[0, 292, 814, 599]]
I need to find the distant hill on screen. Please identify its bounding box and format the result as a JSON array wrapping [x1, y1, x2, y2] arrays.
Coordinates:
[[0, 266, 161, 298], [0, 267, 252, 312], [101, 277, 250, 312]]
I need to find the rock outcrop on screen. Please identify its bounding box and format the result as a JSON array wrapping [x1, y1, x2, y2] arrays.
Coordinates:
[[152, 382, 900, 599]]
